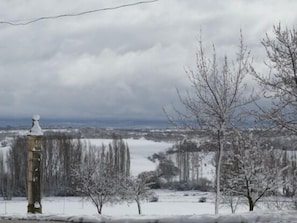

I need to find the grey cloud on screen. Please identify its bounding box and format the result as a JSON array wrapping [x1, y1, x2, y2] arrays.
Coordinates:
[[0, 0, 296, 119]]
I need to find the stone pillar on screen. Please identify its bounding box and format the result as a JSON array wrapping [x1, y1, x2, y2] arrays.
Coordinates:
[[27, 115, 43, 214]]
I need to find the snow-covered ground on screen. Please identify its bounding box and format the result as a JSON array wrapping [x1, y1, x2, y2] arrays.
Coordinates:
[[0, 191, 297, 222], [0, 137, 296, 222]]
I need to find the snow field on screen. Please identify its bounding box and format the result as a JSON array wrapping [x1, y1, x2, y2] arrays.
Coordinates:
[[1, 192, 297, 222], [0, 192, 218, 216], [85, 138, 174, 176], [0, 137, 297, 222]]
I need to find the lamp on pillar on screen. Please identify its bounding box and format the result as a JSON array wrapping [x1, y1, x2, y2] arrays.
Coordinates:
[[27, 115, 43, 214]]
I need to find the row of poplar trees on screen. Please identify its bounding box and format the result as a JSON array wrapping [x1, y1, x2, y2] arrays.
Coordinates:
[[0, 132, 130, 199]]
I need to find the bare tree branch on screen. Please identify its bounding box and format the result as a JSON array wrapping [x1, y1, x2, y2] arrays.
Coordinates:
[[252, 24, 297, 133]]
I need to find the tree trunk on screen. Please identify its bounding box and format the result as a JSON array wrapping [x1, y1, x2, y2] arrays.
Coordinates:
[[136, 200, 142, 215], [96, 204, 103, 215], [215, 129, 224, 215], [248, 197, 254, 211]]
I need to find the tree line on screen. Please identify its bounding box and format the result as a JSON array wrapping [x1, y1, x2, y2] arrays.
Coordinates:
[[0, 133, 130, 199]]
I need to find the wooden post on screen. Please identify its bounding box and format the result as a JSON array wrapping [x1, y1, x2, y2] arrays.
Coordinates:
[[27, 115, 43, 214]]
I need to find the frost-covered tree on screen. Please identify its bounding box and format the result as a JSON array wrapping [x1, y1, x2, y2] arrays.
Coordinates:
[[164, 32, 255, 214], [221, 132, 286, 211], [121, 175, 154, 215], [72, 138, 131, 214], [221, 191, 241, 214], [73, 146, 120, 215], [281, 150, 297, 202], [253, 24, 297, 132]]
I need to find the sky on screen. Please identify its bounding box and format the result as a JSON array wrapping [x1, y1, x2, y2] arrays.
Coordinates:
[[0, 0, 296, 120]]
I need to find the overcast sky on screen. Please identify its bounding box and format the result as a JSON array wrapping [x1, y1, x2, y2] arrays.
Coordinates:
[[0, 0, 296, 120]]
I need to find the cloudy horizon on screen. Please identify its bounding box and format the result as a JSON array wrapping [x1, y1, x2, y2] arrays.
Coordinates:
[[0, 0, 296, 120]]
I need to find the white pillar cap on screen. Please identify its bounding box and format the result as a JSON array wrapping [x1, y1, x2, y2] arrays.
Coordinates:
[[28, 115, 43, 136]]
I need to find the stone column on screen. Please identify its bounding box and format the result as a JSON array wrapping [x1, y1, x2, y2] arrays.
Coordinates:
[[27, 115, 43, 214]]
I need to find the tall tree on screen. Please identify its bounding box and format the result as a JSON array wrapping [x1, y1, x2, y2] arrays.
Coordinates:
[[8, 136, 27, 197], [2, 132, 84, 197], [253, 24, 297, 132], [173, 140, 202, 184], [165, 32, 255, 214]]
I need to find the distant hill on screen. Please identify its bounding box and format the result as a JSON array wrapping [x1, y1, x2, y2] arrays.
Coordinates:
[[0, 117, 172, 129]]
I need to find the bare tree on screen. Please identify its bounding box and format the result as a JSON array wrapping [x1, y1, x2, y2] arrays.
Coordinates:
[[72, 138, 131, 215], [221, 132, 287, 211], [252, 24, 297, 132], [121, 175, 154, 215], [221, 191, 241, 214], [72, 146, 119, 215], [164, 32, 255, 214]]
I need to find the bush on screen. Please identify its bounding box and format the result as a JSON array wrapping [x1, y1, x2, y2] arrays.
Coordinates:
[[161, 178, 213, 191], [199, 197, 207, 202], [148, 195, 159, 202]]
